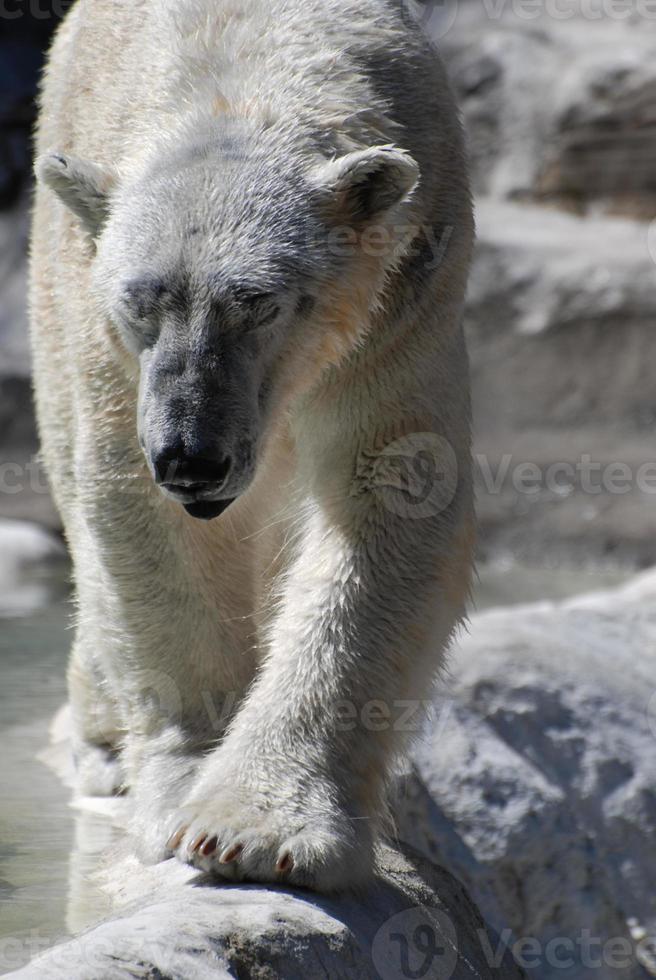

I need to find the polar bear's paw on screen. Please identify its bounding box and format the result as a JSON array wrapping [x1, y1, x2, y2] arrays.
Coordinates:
[[165, 784, 374, 892]]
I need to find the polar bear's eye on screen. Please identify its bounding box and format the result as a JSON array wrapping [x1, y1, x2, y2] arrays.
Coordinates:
[[239, 292, 281, 329], [121, 278, 168, 321]]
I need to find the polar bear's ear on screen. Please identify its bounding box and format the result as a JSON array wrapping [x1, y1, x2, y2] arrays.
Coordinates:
[[313, 145, 419, 225], [36, 152, 116, 238]]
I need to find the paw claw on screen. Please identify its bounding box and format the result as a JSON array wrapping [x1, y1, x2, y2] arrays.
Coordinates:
[[167, 826, 187, 851], [200, 835, 219, 857], [169, 782, 372, 888], [276, 851, 294, 874], [190, 832, 208, 853], [219, 842, 243, 864]]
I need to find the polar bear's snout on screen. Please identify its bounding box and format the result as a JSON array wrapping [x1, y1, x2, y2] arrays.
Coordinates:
[[151, 443, 236, 521], [142, 416, 252, 521], [152, 447, 232, 491], [137, 338, 261, 520]]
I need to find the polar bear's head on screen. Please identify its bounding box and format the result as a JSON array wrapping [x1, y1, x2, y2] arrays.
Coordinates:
[[37, 134, 419, 520]]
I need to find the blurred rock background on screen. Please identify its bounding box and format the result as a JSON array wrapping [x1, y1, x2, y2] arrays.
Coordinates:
[[0, 7, 64, 530], [438, 0, 656, 568]]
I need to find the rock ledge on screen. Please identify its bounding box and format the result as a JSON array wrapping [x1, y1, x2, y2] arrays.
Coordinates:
[[7, 845, 523, 980]]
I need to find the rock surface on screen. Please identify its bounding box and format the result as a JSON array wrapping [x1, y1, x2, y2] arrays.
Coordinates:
[[0, 202, 61, 530], [0, 518, 67, 616], [442, 4, 656, 216], [422, 7, 656, 566], [0, 12, 62, 531], [396, 568, 656, 980], [466, 200, 656, 565], [4, 846, 524, 980]]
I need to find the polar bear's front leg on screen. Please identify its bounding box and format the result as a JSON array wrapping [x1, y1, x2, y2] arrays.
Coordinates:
[[68, 633, 125, 797], [167, 489, 473, 891]]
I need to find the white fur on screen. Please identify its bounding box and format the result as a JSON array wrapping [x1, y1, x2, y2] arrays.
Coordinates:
[[31, 0, 475, 892]]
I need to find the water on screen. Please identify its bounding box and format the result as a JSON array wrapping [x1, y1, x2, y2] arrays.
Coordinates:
[[0, 602, 72, 974], [0, 552, 631, 973]]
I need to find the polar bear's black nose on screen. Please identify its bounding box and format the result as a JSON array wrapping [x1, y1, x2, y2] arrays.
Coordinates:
[[153, 448, 232, 491]]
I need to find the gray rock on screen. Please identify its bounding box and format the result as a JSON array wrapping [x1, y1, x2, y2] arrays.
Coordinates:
[[469, 201, 656, 429], [397, 569, 656, 979], [4, 846, 524, 980], [0, 13, 63, 530], [538, 64, 656, 219], [0, 198, 60, 530], [466, 200, 656, 565], [0, 199, 30, 378], [0, 519, 68, 616], [411, 7, 656, 564], [440, 6, 656, 217]]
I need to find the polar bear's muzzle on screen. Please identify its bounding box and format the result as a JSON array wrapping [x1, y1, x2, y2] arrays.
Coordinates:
[[137, 345, 260, 521], [151, 446, 237, 521]]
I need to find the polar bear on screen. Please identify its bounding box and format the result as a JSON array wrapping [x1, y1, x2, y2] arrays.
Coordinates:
[[31, 0, 474, 891]]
